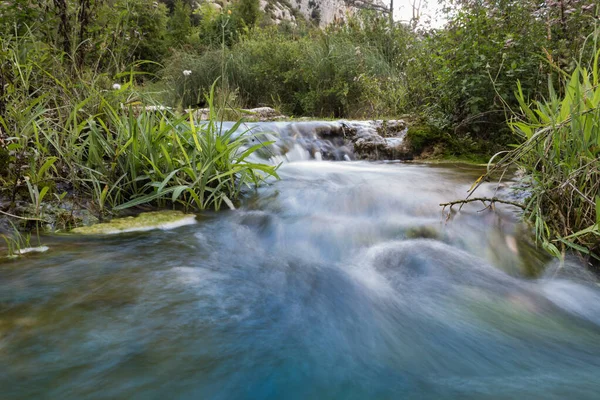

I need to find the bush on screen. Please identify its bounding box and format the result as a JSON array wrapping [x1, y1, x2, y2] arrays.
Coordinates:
[[168, 0, 192, 47], [163, 19, 411, 118]]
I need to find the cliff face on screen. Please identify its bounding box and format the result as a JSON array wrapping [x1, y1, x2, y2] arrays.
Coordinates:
[[261, 0, 387, 27]]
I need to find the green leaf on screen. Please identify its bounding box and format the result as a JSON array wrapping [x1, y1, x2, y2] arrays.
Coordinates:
[[221, 194, 236, 210], [38, 186, 50, 204], [36, 157, 57, 181], [113, 187, 177, 210], [172, 185, 189, 203]]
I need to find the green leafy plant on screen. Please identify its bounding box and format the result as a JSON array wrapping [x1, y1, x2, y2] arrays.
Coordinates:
[[111, 81, 279, 211], [473, 47, 600, 265]]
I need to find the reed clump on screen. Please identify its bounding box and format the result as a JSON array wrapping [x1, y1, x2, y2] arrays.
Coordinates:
[[477, 50, 600, 266]]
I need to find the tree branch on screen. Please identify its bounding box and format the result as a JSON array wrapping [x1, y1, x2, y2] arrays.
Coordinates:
[[440, 197, 525, 210]]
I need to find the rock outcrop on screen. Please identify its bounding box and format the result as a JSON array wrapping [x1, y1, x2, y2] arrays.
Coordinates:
[[197, 0, 388, 27], [262, 0, 388, 26], [343, 120, 411, 160]]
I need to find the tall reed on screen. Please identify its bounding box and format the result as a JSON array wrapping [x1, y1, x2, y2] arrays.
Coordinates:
[[476, 50, 600, 265]]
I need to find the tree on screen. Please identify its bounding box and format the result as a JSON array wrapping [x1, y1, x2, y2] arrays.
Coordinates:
[[235, 0, 261, 28], [158, 0, 195, 12], [168, 0, 192, 46]]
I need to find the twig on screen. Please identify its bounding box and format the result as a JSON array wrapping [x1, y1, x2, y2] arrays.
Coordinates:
[[0, 209, 48, 222], [440, 197, 526, 210]]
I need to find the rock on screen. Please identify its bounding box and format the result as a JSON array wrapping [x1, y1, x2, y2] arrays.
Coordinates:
[[375, 120, 408, 137], [5, 246, 50, 259], [209, 2, 222, 11], [245, 107, 286, 121], [15, 246, 49, 255], [71, 210, 197, 235], [405, 226, 440, 240], [261, 0, 387, 27], [247, 119, 412, 161], [349, 120, 412, 160], [190, 107, 286, 122], [353, 137, 411, 160]]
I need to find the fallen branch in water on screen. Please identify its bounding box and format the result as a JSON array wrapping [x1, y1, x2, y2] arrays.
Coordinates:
[[440, 197, 525, 213]]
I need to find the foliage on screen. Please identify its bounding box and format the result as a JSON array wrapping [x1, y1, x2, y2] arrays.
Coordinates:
[[0, 0, 176, 74], [1, 225, 32, 258], [473, 47, 600, 265], [101, 83, 279, 212], [168, 0, 192, 47], [410, 1, 547, 146], [163, 16, 412, 117], [195, 4, 241, 48], [0, 33, 278, 219], [101, 0, 170, 72], [397, 0, 599, 156], [0, 1, 53, 37], [235, 0, 261, 29]]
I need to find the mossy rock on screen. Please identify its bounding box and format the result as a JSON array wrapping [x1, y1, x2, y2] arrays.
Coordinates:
[[405, 226, 440, 240], [71, 210, 197, 235], [404, 124, 443, 155]]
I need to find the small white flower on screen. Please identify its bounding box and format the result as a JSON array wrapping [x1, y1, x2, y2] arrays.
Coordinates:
[[112, 83, 121, 90], [183, 70, 192, 76]]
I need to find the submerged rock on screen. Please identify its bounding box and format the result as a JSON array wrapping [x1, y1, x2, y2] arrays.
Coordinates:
[[405, 226, 440, 240], [5, 246, 50, 259], [71, 210, 197, 235], [16, 246, 49, 255]]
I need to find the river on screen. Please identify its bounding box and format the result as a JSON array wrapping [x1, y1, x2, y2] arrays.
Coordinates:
[[2, 122, 600, 399]]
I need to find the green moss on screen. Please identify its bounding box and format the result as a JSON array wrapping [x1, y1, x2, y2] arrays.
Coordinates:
[[405, 226, 440, 240], [404, 122, 494, 163], [404, 124, 443, 154], [71, 210, 197, 235]]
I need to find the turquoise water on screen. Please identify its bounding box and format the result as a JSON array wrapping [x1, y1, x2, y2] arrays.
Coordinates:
[[2, 161, 600, 399]]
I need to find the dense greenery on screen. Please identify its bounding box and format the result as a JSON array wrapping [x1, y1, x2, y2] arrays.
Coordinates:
[[0, 31, 277, 225], [158, 0, 599, 155], [3, 1, 597, 145]]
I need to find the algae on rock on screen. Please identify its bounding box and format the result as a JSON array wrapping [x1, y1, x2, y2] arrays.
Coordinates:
[[71, 211, 197, 235]]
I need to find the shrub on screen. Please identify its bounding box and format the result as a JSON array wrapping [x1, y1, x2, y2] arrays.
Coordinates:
[[163, 22, 409, 118], [474, 50, 600, 266], [168, 0, 193, 47]]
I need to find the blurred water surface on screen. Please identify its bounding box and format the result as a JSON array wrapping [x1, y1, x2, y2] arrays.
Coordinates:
[[2, 161, 600, 400]]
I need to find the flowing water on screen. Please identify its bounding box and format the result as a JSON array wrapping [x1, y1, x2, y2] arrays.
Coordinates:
[[2, 122, 600, 399]]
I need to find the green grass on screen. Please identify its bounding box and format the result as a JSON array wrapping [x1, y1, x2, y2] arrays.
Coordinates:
[[0, 33, 278, 223]]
